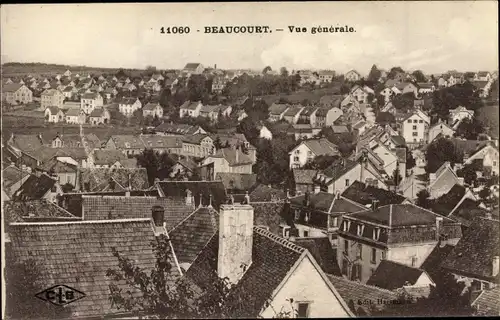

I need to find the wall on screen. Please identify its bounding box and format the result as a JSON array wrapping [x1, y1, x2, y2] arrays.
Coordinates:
[[328, 162, 386, 194], [260, 255, 350, 318], [289, 144, 313, 169], [428, 123, 454, 142], [386, 242, 438, 268], [294, 223, 327, 238]]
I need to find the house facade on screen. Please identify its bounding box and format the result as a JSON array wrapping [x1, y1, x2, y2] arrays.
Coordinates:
[[41, 89, 65, 109], [81, 92, 104, 114], [142, 103, 163, 118], [2, 83, 33, 105], [118, 98, 142, 117], [44, 106, 65, 123], [396, 112, 429, 146], [289, 138, 339, 169], [345, 70, 361, 82]]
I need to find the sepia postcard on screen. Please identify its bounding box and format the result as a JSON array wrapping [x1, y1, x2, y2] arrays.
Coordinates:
[[1, 2, 499, 318]]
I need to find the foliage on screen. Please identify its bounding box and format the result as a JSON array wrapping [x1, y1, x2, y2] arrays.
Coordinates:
[[411, 70, 427, 83], [416, 189, 431, 208], [456, 163, 480, 185], [405, 147, 416, 170], [317, 128, 356, 157], [5, 257, 74, 320], [262, 66, 272, 74], [61, 183, 75, 193], [453, 117, 485, 140], [387, 67, 405, 80], [431, 84, 484, 121], [392, 92, 415, 111], [425, 138, 464, 173], [478, 186, 491, 201], [303, 155, 340, 170], [367, 64, 382, 83], [254, 134, 296, 185], [136, 149, 176, 185], [222, 73, 300, 99]]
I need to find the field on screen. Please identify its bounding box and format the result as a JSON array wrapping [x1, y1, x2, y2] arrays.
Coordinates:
[[2, 115, 141, 144], [477, 104, 499, 139], [259, 86, 342, 105]]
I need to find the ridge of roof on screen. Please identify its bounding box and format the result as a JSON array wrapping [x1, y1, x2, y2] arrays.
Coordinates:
[[327, 274, 397, 295], [10, 217, 151, 226], [168, 205, 211, 233], [253, 226, 305, 254]]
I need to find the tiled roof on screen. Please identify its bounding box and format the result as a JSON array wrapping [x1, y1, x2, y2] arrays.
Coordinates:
[[216, 172, 257, 192], [291, 192, 367, 214], [118, 97, 138, 105], [441, 217, 500, 281], [292, 169, 317, 185], [155, 123, 201, 135], [430, 184, 467, 215], [283, 106, 304, 117], [2, 165, 30, 189], [268, 103, 289, 115], [321, 159, 358, 181], [143, 103, 160, 111], [93, 149, 126, 165], [64, 108, 82, 117], [38, 157, 77, 173], [294, 237, 341, 276], [169, 206, 219, 265], [349, 204, 457, 227], [319, 95, 343, 107], [157, 181, 227, 210], [421, 243, 455, 280], [45, 106, 61, 115], [302, 138, 339, 156], [107, 135, 145, 149], [211, 148, 253, 166], [79, 168, 149, 192], [81, 195, 195, 230], [13, 173, 57, 201], [182, 133, 211, 145], [8, 219, 180, 318], [180, 100, 202, 110], [140, 135, 183, 149], [89, 107, 106, 117], [327, 275, 398, 316], [471, 286, 500, 316], [342, 181, 407, 207], [448, 198, 489, 227], [81, 92, 100, 99], [366, 260, 427, 289], [2, 83, 24, 92], [118, 158, 138, 168], [9, 134, 44, 152], [249, 184, 286, 202], [184, 63, 202, 70], [186, 227, 305, 318]]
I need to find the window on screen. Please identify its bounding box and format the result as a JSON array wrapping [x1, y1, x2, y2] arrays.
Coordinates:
[[345, 179, 350, 186], [296, 302, 310, 318], [371, 248, 377, 263], [412, 132, 418, 136], [344, 239, 349, 254], [494, 161, 497, 167], [294, 209, 300, 220], [419, 120, 423, 123], [407, 120, 412, 123], [356, 224, 364, 236], [381, 251, 387, 260], [373, 228, 381, 241], [357, 244, 362, 260], [307, 151, 313, 157], [303, 229, 309, 237], [412, 125, 417, 130], [294, 156, 299, 162], [411, 256, 418, 267], [352, 264, 362, 281], [413, 119, 418, 123]]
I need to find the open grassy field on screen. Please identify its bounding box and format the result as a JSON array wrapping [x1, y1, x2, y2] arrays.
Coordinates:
[[259, 86, 342, 105], [477, 104, 499, 139]]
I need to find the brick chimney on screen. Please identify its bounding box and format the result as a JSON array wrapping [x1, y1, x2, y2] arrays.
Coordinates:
[[436, 216, 443, 241], [152, 206, 166, 236], [314, 185, 320, 194], [493, 256, 499, 277], [218, 204, 254, 285], [185, 189, 193, 206]]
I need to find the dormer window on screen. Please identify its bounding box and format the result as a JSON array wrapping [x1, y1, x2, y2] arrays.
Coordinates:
[[305, 211, 311, 222], [373, 228, 381, 241], [357, 224, 365, 236]]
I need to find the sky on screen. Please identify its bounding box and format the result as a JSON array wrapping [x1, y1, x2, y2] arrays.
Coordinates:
[[1, 2, 498, 75]]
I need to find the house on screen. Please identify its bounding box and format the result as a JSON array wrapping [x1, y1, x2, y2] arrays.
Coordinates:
[[155, 123, 206, 136], [184, 204, 354, 318], [341, 181, 409, 207], [104, 135, 146, 156], [13, 173, 63, 203], [400, 82, 419, 96], [268, 103, 290, 122], [471, 286, 500, 316], [179, 100, 203, 118], [142, 102, 163, 118], [316, 107, 343, 127], [44, 106, 65, 123], [216, 172, 257, 195], [37, 158, 79, 188], [140, 135, 183, 154], [441, 217, 499, 299], [345, 70, 361, 82], [380, 87, 394, 103], [298, 107, 318, 126], [357, 138, 406, 180], [156, 180, 227, 210], [429, 183, 479, 217], [65, 108, 87, 124], [236, 110, 248, 122], [2, 83, 33, 105], [118, 97, 142, 117], [474, 71, 492, 82], [289, 138, 339, 169], [211, 77, 229, 93], [92, 149, 128, 168], [428, 162, 464, 199], [463, 142, 499, 176], [471, 81, 492, 98], [165, 154, 198, 178], [79, 168, 149, 192], [318, 70, 335, 82], [88, 107, 110, 125], [417, 82, 435, 94], [283, 105, 305, 124], [121, 83, 137, 92], [449, 106, 474, 126], [182, 134, 215, 158], [199, 104, 221, 121], [290, 189, 368, 244], [41, 88, 65, 109], [62, 86, 77, 99], [292, 169, 318, 195], [182, 62, 205, 75], [103, 87, 118, 100], [2, 165, 31, 198], [290, 124, 322, 140], [256, 123, 273, 140], [428, 120, 455, 142], [6, 213, 181, 318], [350, 85, 374, 104], [395, 111, 430, 146], [201, 147, 254, 180], [337, 203, 462, 283], [80, 92, 104, 114]]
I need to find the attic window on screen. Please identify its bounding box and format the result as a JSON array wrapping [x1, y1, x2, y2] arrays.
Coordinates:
[[373, 228, 381, 241], [357, 224, 365, 236]]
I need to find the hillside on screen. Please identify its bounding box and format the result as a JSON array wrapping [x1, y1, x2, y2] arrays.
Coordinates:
[[1, 62, 147, 77]]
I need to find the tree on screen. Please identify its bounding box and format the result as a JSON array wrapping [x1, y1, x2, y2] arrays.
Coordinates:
[[454, 117, 485, 140], [367, 64, 381, 83], [405, 147, 416, 170], [456, 163, 479, 186], [479, 186, 491, 201], [262, 66, 272, 75], [303, 155, 340, 171], [425, 138, 464, 173], [416, 189, 431, 208], [411, 70, 426, 83], [280, 67, 289, 77], [61, 182, 74, 193], [388, 67, 405, 79]]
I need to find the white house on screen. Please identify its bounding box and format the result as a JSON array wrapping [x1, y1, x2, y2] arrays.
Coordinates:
[[449, 106, 474, 126], [350, 85, 374, 104], [289, 138, 339, 169], [257, 124, 273, 140], [474, 71, 492, 82], [345, 70, 361, 82], [396, 111, 430, 146], [428, 120, 455, 142], [44, 106, 65, 123], [80, 92, 104, 114], [118, 98, 142, 117], [142, 103, 163, 118], [179, 101, 203, 118], [65, 108, 87, 124], [464, 143, 499, 176]]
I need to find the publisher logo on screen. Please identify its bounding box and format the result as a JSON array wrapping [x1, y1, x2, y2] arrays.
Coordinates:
[[36, 285, 86, 306]]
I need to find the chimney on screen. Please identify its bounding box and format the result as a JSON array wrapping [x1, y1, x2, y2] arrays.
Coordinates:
[[125, 189, 130, 197], [493, 256, 499, 277], [244, 191, 250, 204], [304, 191, 311, 206], [372, 199, 379, 211], [336, 191, 341, 199], [152, 205, 165, 226], [235, 149, 239, 163], [389, 204, 393, 227], [314, 185, 320, 194], [185, 189, 193, 206], [218, 204, 254, 285], [436, 216, 444, 241]]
